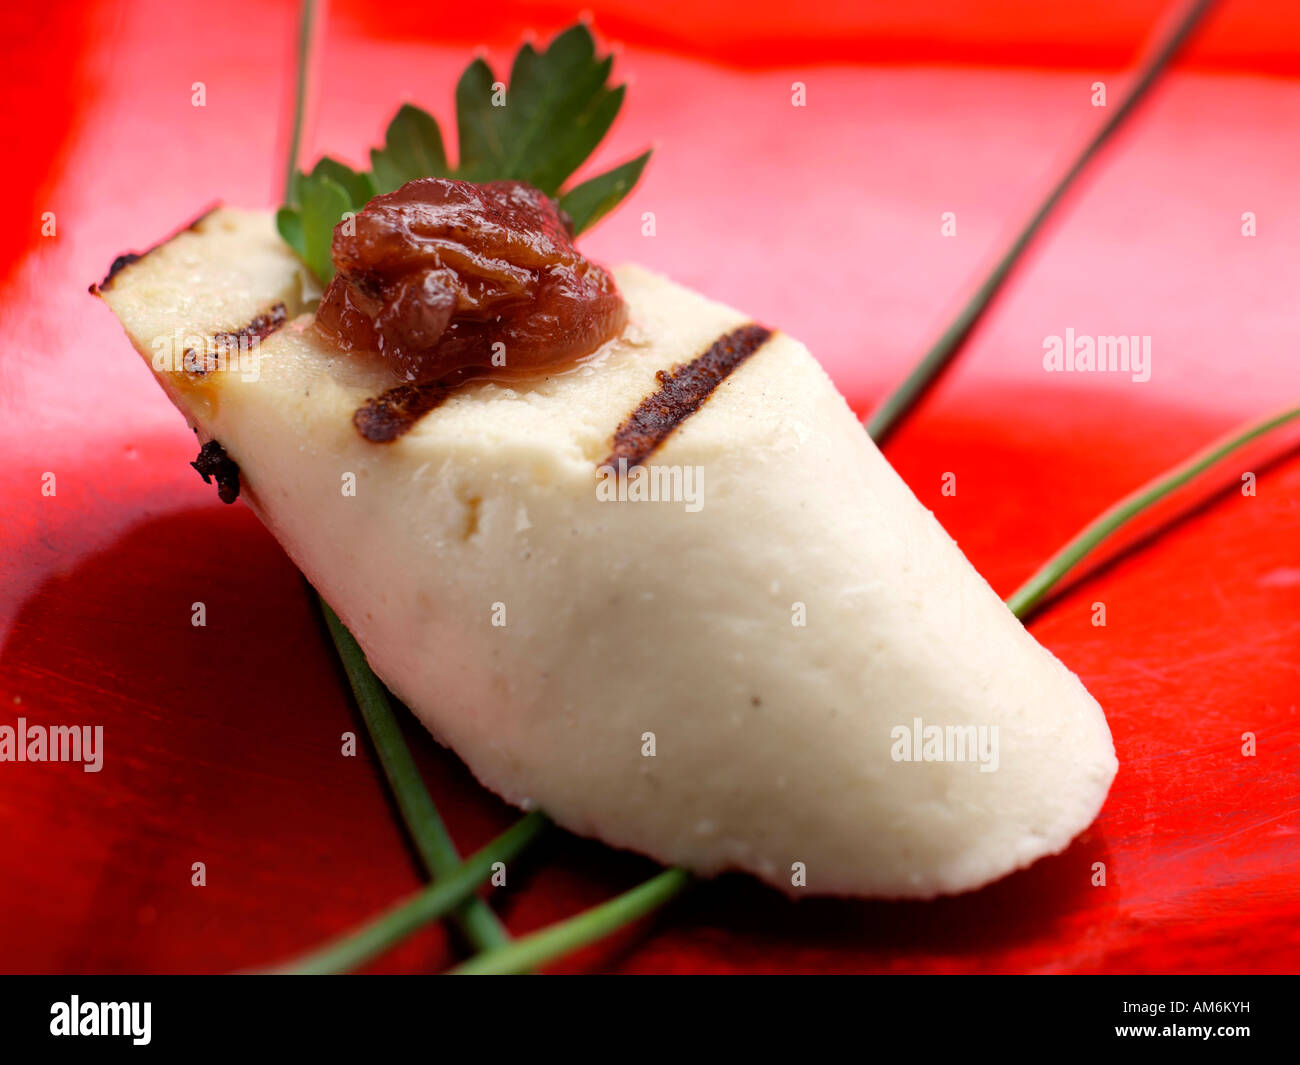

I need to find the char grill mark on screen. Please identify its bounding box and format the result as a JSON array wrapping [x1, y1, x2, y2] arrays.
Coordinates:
[[211, 303, 288, 349], [184, 303, 289, 376], [604, 323, 773, 468], [350, 321, 773, 447], [354, 382, 453, 443]]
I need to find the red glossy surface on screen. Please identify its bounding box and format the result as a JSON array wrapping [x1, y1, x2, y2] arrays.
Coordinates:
[[1, 0, 1298, 973]]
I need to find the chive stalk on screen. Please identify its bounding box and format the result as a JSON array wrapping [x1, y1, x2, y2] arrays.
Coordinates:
[[1006, 406, 1300, 619], [284, 0, 316, 203], [320, 598, 514, 950], [865, 0, 1218, 444], [262, 812, 547, 974], [448, 868, 692, 976]]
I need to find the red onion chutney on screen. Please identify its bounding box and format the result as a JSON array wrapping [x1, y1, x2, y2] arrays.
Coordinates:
[[315, 178, 626, 383]]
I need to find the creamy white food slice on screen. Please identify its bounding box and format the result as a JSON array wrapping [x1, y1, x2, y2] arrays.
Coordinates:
[[97, 207, 1117, 899]]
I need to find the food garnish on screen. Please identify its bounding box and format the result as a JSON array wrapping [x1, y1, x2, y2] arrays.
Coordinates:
[[316, 177, 626, 384], [276, 24, 651, 284]]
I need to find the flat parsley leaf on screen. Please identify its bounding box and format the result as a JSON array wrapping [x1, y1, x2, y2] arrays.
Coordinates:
[[278, 23, 649, 282], [371, 104, 449, 193], [277, 158, 371, 282], [559, 150, 651, 235]]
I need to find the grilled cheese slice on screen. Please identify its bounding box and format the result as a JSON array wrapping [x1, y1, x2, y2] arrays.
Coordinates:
[[98, 207, 1117, 898]]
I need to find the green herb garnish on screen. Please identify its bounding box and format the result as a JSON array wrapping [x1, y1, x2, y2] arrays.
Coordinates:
[[864, 0, 1217, 444], [1005, 406, 1300, 619], [261, 811, 548, 975], [450, 866, 691, 975], [277, 23, 650, 283], [319, 598, 522, 953]]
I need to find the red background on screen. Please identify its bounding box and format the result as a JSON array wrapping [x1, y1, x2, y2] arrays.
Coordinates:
[[1, 0, 1298, 973]]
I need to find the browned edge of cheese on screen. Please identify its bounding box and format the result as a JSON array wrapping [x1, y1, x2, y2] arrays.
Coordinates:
[[190, 439, 241, 504], [89, 204, 220, 295]]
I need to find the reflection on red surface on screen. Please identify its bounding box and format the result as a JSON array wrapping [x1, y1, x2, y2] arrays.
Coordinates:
[[1, 0, 1297, 973]]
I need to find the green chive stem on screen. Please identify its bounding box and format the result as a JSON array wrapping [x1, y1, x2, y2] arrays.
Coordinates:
[[448, 867, 692, 975], [865, 0, 1218, 445], [320, 598, 512, 950], [262, 812, 547, 974], [1006, 406, 1300, 620], [284, 0, 316, 203]]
